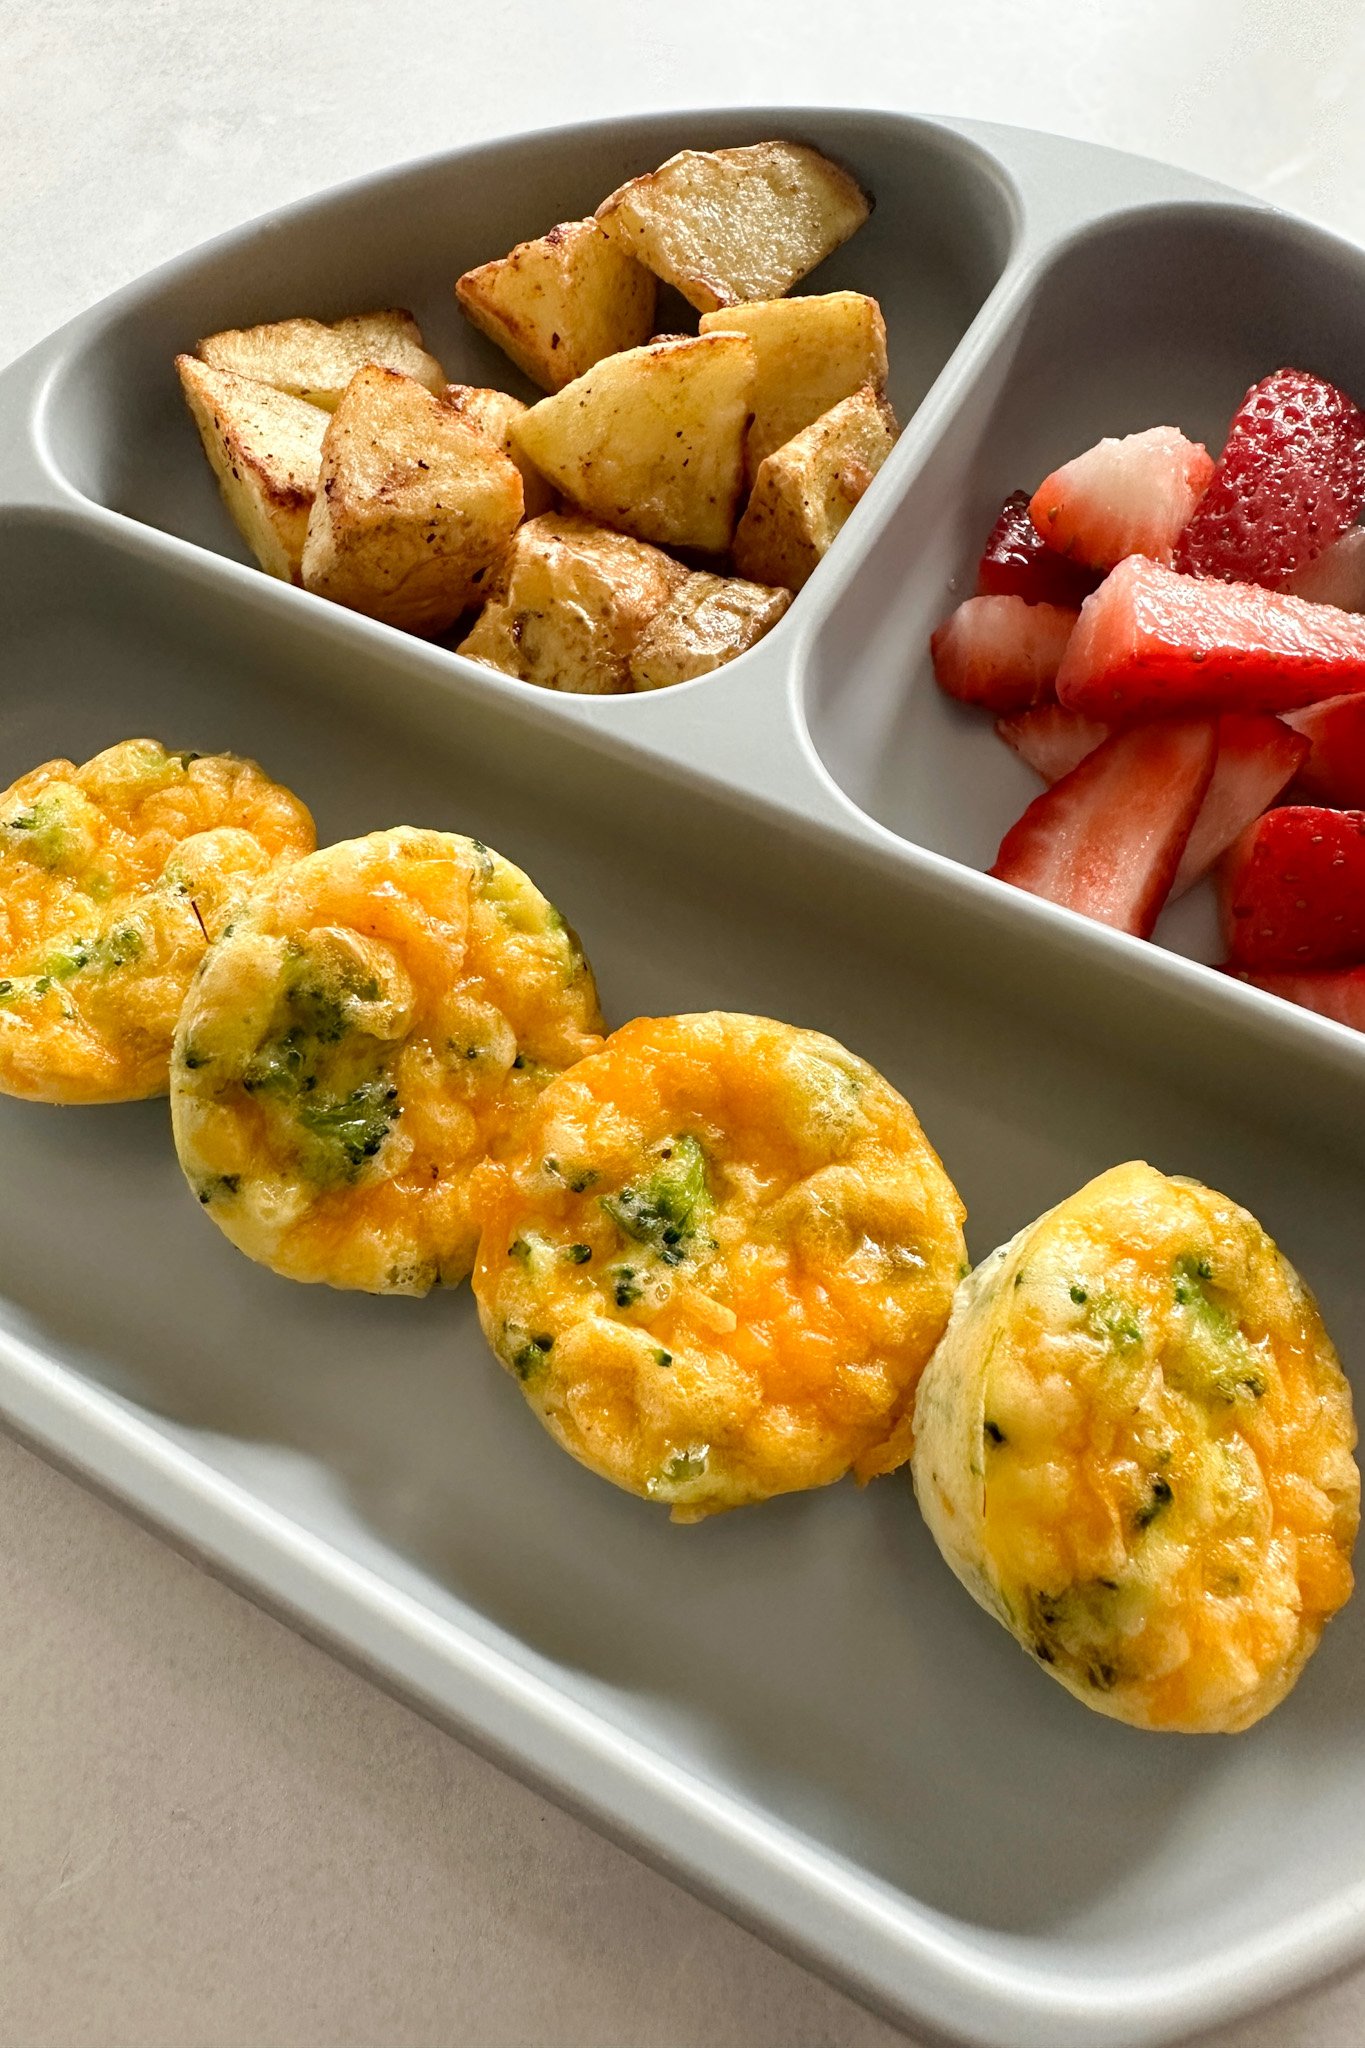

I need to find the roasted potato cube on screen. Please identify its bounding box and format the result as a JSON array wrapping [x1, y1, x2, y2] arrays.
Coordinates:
[[176, 353, 326, 582], [627, 572, 792, 690], [511, 333, 754, 554], [301, 365, 523, 635], [458, 512, 687, 694], [595, 141, 871, 314], [441, 384, 555, 518], [197, 309, 445, 410], [456, 219, 656, 393], [699, 291, 887, 478], [732, 385, 899, 591]]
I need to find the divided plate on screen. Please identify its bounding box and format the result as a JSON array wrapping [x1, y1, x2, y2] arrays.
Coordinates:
[[4, 108, 1365, 2048]]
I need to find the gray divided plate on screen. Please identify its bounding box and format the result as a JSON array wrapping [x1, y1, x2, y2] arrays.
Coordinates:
[[3, 107, 1365, 2048]]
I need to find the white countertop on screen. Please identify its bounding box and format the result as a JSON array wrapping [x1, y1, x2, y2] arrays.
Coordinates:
[[4, 3, 1365, 2042]]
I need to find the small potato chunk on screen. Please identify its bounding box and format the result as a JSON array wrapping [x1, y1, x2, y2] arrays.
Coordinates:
[[197, 309, 445, 410], [441, 383, 555, 518], [595, 141, 871, 314], [301, 365, 523, 636], [456, 219, 656, 393], [176, 354, 327, 582], [699, 291, 887, 479], [512, 333, 754, 554], [458, 512, 687, 695], [732, 385, 899, 591], [628, 572, 791, 690]]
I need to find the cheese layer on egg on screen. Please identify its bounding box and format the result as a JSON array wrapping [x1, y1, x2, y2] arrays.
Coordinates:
[[171, 828, 604, 1293], [0, 738, 314, 1103], [913, 1161, 1359, 1733], [472, 1011, 966, 1519]]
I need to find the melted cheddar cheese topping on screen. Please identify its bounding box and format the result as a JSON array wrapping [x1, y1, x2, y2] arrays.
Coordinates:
[[171, 828, 604, 1293], [913, 1161, 1359, 1732], [0, 738, 314, 1103], [472, 1011, 966, 1518]]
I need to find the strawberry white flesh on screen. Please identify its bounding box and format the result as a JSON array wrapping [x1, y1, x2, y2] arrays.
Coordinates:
[[931, 596, 1078, 713], [1030, 426, 1214, 572], [1170, 713, 1309, 897], [989, 717, 1217, 937], [1284, 527, 1365, 611], [995, 704, 1110, 782], [1283, 691, 1365, 805]]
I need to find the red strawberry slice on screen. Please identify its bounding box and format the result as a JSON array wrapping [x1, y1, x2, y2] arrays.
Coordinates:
[[1284, 527, 1365, 610], [1231, 963, 1365, 1032], [1056, 555, 1365, 719], [1030, 426, 1214, 572], [1171, 713, 1309, 896], [1283, 692, 1365, 805], [1221, 805, 1365, 969], [977, 491, 1102, 607], [1175, 368, 1365, 588], [989, 717, 1216, 937], [995, 704, 1110, 782], [931, 596, 1078, 713]]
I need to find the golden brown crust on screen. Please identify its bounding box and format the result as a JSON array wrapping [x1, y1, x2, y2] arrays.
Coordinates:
[[456, 218, 656, 392], [177, 354, 327, 581], [732, 385, 899, 590], [595, 142, 872, 313], [301, 365, 524, 634], [197, 309, 445, 410], [510, 334, 754, 554], [458, 513, 687, 694]]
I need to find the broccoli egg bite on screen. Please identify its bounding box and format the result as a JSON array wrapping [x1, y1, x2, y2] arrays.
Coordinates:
[[913, 1161, 1359, 1733], [0, 738, 315, 1104], [472, 1011, 966, 1519], [170, 827, 604, 1294]]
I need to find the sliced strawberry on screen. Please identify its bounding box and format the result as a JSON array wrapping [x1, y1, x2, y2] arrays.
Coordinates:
[[995, 704, 1110, 782], [989, 717, 1216, 938], [1283, 692, 1365, 805], [931, 596, 1078, 713], [1175, 368, 1365, 588], [1056, 555, 1365, 719], [1030, 426, 1214, 573], [1231, 963, 1365, 1032], [1284, 527, 1365, 610], [1221, 805, 1365, 969], [977, 491, 1102, 606], [1171, 713, 1309, 896]]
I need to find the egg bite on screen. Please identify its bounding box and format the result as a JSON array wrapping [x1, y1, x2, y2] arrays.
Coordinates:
[[0, 738, 315, 1104], [472, 1011, 967, 1520], [913, 1161, 1359, 1733], [170, 828, 604, 1293]]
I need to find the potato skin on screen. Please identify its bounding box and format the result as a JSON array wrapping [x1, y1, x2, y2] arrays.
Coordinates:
[[511, 333, 755, 555], [197, 309, 445, 410], [458, 512, 687, 694], [732, 384, 899, 590], [699, 291, 888, 480], [456, 218, 657, 393], [627, 571, 791, 690], [177, 354, 326, 581], [441, 384, 555, 518], [301, 365, 524, 635], [912, 1162, 1360, 1733], [472, 1011, 965, 1519], [596, 141, 872, 313]]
